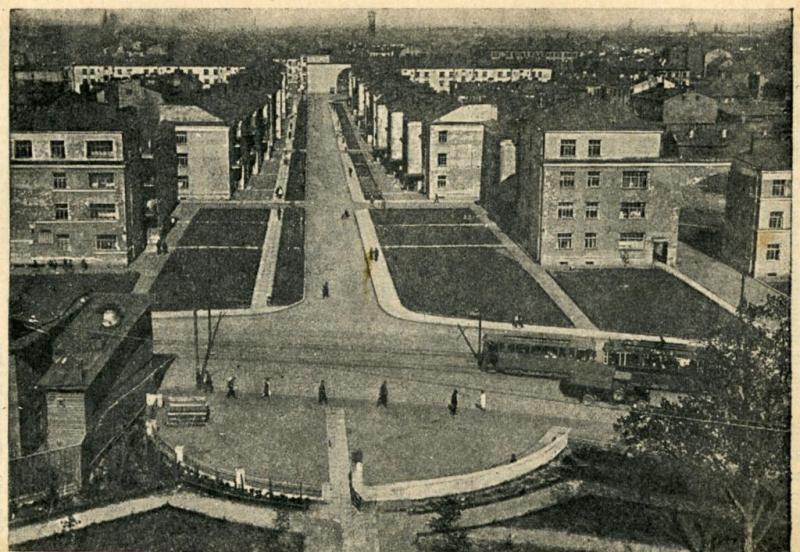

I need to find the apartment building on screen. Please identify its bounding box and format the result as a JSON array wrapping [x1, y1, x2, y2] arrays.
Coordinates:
[[723, 140, 792, 280], [66, 64, 245, 93], [513, 99, 727, 268], [399, 67, 552, 93], [426, 104, 500, 201], [10, 100, 148, 265], [488, 48, 581, 66]]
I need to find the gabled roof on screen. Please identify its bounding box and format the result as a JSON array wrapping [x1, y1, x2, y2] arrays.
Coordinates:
[[435, 104, 498, 124], [527, 98, 661, 132], [159, 104, 223, 124], [38, 293, 151, 391]]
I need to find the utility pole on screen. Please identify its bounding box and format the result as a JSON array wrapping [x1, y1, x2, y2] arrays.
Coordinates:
[[193, 308, 200, 382]]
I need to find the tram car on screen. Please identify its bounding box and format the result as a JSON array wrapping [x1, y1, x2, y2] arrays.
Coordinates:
[[479, 332, 697, 404]]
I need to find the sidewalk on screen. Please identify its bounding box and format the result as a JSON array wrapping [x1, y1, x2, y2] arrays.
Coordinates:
[[468, 526, 687, 552], [353, 208, 699, 348], [250, 206, 284, 308], [472, 206, 597, 331]]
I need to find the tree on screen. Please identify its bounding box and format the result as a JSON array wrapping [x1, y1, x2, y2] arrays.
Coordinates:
[[426, 497, 472, 552], [615, 295, 790, 552]]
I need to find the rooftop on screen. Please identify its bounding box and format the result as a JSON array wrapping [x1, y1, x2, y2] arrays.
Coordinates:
[[38, 293, 151, 391], [11, 95, 136, 132], [435, 104, 498, 124], [159, 104, 223, 124], [736, 139, 792, 171], [526, 98, 661, 132]]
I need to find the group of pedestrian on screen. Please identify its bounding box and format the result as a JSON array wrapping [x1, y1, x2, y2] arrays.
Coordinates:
[[448, 388, 487, 415], [367, 247, 380, 262], [512, 314, 525, 328]]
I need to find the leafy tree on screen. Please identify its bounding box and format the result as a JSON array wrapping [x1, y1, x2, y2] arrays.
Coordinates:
[[615, 295, 790, 552], [426, 497, 472, 552]]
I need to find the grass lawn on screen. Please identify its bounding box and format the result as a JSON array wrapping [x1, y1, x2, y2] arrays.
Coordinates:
[[13, 505, 303, 552], [376, 225, 499, 246], [151, 249, 262, 311], [345, 399, 552, 485], [158, 395, 328, 489], [349, 152, 382, 200], [550, 268, 736, 339], [192, 208, 270, 223], [10, 272, 140, 321], [179, 208, 269, 248], [271, 208, 305, 306], [371, 208, 477, 226], [384, 248, 572, 327], [499, 495, 682, 548]]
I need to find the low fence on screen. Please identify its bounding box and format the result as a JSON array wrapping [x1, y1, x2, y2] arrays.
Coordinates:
[[352, 427, 569, 504], [149, 428, 322, 505], [10, 444, 83, 505]]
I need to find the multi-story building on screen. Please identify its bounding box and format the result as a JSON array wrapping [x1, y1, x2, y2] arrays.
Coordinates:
[[426, 104, 500, 201], [400, 67, 552, 93], [511, 99, 728, 268], [10, 99, 149, 265], [488, 48, 581, 67], [66, 64, 245, 93], [723, 140, 792, 280]]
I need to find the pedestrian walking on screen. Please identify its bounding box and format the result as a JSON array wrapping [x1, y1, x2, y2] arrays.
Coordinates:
[[476, 390, 487, 411], [203, 371, 214, 393], [377, 380, 388, 407], [161, 241, 169, 255], [449, 389, 458, 416], [434, 193, 440, 204], [322, 281, 330, 298], [373, 248, 380, 262], [318, 380, 328, 405], [226, 375, 237, 399], [348, 167, 353, 177], [262, 377, 271, 399], [156, 238, 162, 255]]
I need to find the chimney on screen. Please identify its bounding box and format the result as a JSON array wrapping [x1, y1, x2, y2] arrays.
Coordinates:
[[721, 128, 728, 139], [688, 128, 695, 139], [499, 139, 516, 182]]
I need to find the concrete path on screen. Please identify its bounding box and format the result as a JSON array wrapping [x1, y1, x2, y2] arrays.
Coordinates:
[[251, 205, 284, 307], [473, 205, 597, 331]]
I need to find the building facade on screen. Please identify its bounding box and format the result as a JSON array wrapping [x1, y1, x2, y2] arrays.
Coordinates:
[[400, 67, 552, 93], [10, 110, 148, 265], [724, 142, 792, 280], [66, 64, 245, 93]]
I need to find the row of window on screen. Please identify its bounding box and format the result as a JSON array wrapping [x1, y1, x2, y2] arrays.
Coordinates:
[[13, 140, 114, 160], [558, 170, 649, 189], [559, 139, 602, 158], [38, 231, 118, 251], [556, 232, 646, 251], [556, 201, 646, 220], [51, 203, 118, 221], [51, 172, 116, 190], [412, 69, 547, 79]]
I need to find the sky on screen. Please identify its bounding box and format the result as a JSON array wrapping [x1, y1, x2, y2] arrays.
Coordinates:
[[13, 8, 792, 31]]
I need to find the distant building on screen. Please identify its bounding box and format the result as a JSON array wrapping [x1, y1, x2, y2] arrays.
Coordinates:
[[426, 104, 499, 201], [632, 88, 718, 125], [723, 140, 792, 280], [368, 10, 376, 37], [10, 99, 150, 265], [400, 67, 552, 93], [510, 99, 727, 268], [13, 68, 65, 84], [66, 64, 245, 94]]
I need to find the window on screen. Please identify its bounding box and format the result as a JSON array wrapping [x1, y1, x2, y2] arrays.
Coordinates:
[[768, 211, 784, 229], [89, 173, 115, 189], [56, 234, 71, 252], [622, 170, 649, 189], [177, 154, 188, 168], [766, 243, 781, 260], [14, 140, 32, 159], [557, 202, 574, 219], [620, 202, 646, 219], [438, 131, 448, 144], [557, 233, 573, 250], [771, 180, 787, 197], [618, 232, 645, 250], [175, 131, 188, 145], [89, 203, 118, 220], [559, 171, 575, 188], [96, 234, 118, 250], [437, 175, 447, 188], [50, 140, 65, 159], [585, 202, 599, 219], [54, 203, 69, 220], [38, 230, 53, 245], [584, 232, 597, 249], [560, 139, 576, 157], [178, 176, 189, 189], [437, 153, 447, 167], [204, 68, 210, 75], [53, 173, 67, 189], [86, 140, 114, 159], [588, 139, 601, 157], [587, 171, 601, 188]]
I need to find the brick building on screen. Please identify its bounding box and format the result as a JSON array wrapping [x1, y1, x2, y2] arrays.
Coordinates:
[[426, 104, 500, 201], [10, 99, 150, 265], [508, 99, 727, 268], [723, 140, 792, 280]]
